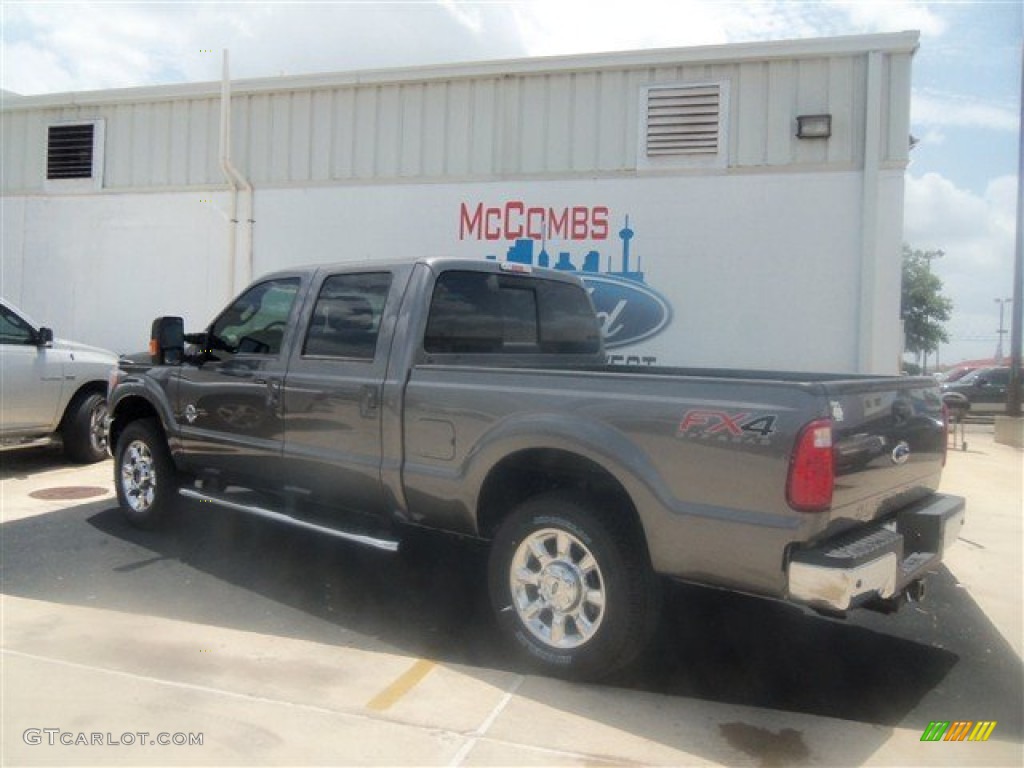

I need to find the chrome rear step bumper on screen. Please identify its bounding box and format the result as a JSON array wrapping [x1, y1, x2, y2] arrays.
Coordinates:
[[788, 493, 965, 613]]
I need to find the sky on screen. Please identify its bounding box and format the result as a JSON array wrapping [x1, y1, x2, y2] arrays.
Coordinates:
[[1, 0, 1021, 366]]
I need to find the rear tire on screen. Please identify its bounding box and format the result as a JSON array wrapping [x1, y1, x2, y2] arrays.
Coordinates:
[[114, 419, 177, 529], [62, 392, 108, 464], [487, 491, 661, 680]]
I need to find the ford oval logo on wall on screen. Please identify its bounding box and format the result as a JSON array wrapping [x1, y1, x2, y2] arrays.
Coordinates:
[[580, 274, 673, 349]]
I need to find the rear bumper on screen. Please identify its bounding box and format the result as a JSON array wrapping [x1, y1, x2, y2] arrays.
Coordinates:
[[787, 493, 965, 612]]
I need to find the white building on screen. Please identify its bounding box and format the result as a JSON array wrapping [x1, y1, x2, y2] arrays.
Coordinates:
[[1, 32, 917, 373]]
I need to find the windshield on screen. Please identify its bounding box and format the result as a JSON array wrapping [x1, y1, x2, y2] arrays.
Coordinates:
[[0, 300, 39, 331], [956, 369, 984, 385]]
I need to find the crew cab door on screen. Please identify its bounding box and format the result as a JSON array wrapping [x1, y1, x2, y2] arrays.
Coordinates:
[[280, 270, 395, 517], [176, 276, 302, 487]]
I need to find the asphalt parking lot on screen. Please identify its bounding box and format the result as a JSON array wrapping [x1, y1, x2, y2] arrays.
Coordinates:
[[2, 424, 1021, 766]]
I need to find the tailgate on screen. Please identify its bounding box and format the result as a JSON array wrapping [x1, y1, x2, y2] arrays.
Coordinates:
[[822, 377, 946, 530]]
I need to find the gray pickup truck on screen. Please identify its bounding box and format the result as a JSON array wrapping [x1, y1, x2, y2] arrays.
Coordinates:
[[108, 258, 965, 679]]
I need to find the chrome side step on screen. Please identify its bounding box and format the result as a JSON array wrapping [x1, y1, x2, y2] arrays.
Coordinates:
[[1, 436, 58, 452], [178, 488, 400, 553]]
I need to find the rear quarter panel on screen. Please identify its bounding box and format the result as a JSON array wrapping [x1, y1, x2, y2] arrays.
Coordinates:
[[402, 365, 831, 597]]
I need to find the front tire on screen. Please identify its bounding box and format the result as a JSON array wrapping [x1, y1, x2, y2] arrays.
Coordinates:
[[114, 419, 177, 529], [62, 392, 108, 464], [487, 491, 660, 680]]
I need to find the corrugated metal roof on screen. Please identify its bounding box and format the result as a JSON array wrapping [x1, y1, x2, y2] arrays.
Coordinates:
[[1, 32, 917, 194], [0, 32, 918, 110]]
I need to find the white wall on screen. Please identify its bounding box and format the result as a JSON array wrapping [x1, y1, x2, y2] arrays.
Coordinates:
[[3, 170, 904, 374], [251, 172, 898, 373], [1, 192, 230, 353]]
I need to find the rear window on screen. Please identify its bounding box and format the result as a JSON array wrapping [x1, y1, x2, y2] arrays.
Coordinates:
[[424, 270, 601, 355]]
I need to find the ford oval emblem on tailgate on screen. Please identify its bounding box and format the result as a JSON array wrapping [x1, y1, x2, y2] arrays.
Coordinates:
[[580, 275, 672, 349], [891, 441, 911, 465]]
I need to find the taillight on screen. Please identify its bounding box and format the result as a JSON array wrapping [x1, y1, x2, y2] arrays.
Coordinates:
[[787, 418, 834, 512]]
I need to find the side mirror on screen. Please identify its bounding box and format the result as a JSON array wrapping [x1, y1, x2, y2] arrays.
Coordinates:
[[35, 327, 54, 347], [150, 316, 185, 365]]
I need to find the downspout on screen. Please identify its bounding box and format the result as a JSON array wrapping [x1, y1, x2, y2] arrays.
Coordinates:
[[219, 50, 253, 295], [857, 50, 882, 373]]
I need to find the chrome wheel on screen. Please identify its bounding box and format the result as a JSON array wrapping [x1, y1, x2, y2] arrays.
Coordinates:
[[120, 439, 157, 512], [88, 401, 108, 455], [509, 527, 606, 649]]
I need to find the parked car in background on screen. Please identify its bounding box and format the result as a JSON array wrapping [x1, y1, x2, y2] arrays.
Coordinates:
[[941, 366, 1023, 415], [936, 366, 978, 384], [1, 299, 118, 463]]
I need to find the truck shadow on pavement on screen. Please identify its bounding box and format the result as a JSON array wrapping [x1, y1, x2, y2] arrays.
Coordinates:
[[2, 496, 1021, 750], [0, 444, 75, 480]]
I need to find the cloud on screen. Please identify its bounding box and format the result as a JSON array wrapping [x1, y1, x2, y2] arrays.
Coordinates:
[[507, 0, 842, 57], [913, 89, 1019, 132], [2, 3, 193, 93], [904, 172, 1018, 360], [1, 2, 526, 95], [507, 0, 949, 58], [0, 1, 964, 96], [838, 0, 947, 37], [0, 39, 76, 95], [915, 128, 946, 148]]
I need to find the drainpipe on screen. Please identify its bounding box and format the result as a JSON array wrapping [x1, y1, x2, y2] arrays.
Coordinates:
[[858, 50, 882, 373], [219, 50, 253, 296]]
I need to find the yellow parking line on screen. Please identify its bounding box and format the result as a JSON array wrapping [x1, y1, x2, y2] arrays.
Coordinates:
[[366, 659, 437, 712]]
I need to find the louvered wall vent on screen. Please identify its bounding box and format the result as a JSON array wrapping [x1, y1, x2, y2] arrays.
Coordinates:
[[47, 124, 95, 179], [645, 84, 721, 157]]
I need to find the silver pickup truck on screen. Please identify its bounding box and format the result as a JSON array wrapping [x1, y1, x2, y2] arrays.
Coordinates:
[[107, 258, 965, 679], [1, 298, 117, 463]]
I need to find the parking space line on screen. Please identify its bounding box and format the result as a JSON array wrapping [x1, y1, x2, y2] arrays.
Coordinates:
[[2, 648, 428, 731], [448, 673, 524, 767], [365, 658, 437, 711]]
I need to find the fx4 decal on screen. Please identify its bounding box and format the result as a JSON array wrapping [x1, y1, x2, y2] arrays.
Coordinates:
[[677, 410, 779, 445]]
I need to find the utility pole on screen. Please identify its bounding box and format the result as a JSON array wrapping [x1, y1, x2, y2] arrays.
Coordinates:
[[995, 297, 1012, 363], [1007, 43, 1023, 418]]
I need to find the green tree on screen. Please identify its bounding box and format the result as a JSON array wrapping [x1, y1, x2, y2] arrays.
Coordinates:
[[901, 245, 953, 363]]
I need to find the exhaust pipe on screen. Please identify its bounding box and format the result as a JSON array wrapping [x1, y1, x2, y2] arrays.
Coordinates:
[[904, 579, 926, 603], [864, 580, 928, 614]]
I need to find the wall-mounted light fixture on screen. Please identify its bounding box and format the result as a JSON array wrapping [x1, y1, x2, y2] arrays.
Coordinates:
[[796, 114, 832, 139]]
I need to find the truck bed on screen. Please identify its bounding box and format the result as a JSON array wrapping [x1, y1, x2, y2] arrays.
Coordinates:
[[402, 360, 948, 598]]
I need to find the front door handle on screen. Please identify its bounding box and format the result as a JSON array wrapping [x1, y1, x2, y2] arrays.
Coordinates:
[[360, 385, 379, 419], [259, 377, 283, 409]]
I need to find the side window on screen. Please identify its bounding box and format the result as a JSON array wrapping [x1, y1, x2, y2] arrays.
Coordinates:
[[303, 272, 392, 360], [209, 278, 300, 357], [988, 369, 1009, 385], [424, 271, 599, 355], [0, 306, 36, 345]]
